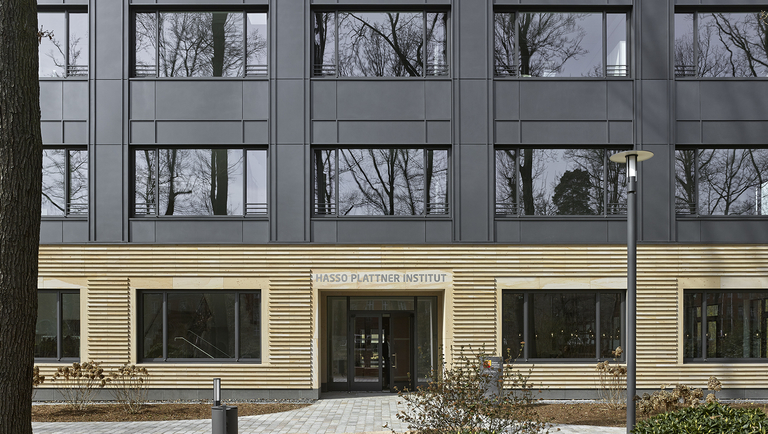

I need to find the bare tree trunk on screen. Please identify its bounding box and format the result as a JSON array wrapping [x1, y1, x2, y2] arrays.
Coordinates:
[[0, 1, 43, 434]]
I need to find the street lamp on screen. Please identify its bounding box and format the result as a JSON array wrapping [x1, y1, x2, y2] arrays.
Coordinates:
[[609, 150, 653, 433]]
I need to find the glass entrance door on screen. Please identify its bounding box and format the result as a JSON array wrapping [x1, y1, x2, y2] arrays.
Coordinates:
[[351, 315, 382, 390]]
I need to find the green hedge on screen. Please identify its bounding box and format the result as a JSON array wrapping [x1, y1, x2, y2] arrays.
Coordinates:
[[632, 402, 768, 434]]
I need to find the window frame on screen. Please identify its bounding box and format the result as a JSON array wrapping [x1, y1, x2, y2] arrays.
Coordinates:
[[42, 146, 89, 218], [312, 9, 450, 78], [312, 146, 451, 217], [130, 146, 268, 218], [494, 147, 629, 218], [138, 290, 262, 363], [684, 289, 768, 362], [38, 7, 89, 78], [35, 289, 80, 362], [493, 10, 631, 79], [130, 9, 269, 78], [502, 289, 625, 362]]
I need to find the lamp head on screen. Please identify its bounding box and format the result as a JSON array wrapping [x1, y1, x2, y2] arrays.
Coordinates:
[[609, 150, 654, 178]]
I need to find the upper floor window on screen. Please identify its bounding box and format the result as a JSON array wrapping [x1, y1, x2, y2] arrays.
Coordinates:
[[314, 148, 449, 216], [133, 11, 268, 77], [675, 148, 768, 216], [494, 11, 628, 78], [36, 290, 80, 361], [495, 148, 627, 217], [38, 10, 89, 77], [503, 290, 624, 361], [133, 148, 267, 217], [42, 148, 88, 217], [675, 12, 768, 78], [684, 290, 768, 361], [313, 11, 448, 77]]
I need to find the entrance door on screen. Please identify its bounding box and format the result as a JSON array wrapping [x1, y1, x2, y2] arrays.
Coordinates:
[[349, 313, 413, 391]]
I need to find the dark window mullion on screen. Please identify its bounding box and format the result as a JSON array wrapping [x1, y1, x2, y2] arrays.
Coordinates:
[[523, 292, 529, 359], [235, 292, 241, 361], [243, 12, 248, 76], [595, 292, 601, 359], [602, 12, 607, 78], [701, 292, 708, 360], [162, 292, 168, 361], [65, 11, 70, 77], [155, 11, 160, 77], [57, 291, 63, 361], [422, 12, 427, 77], [693, 13, 699, 78], [334, 12, 340, 77]]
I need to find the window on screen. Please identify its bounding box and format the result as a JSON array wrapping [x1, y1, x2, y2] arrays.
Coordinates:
[[684, 290, 768, 361], [140, 291, 261, 361], [502, 290, 624, 360], [133, 148, 267, 216], [313, 11, 448, 77], [313, 148, 449, 216], [36, 290, 80, 361], [675, 148, 768, 216], [133, 11, 267, 77], [494, 11, 628, 77], [495, 148, 627, 216], [42, 148, 88, 217], [38, 10, 89, 77], [675, 12, 768, 78]]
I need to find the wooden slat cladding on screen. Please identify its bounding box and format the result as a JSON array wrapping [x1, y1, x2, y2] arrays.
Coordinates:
[[36, 245, 768, 391]]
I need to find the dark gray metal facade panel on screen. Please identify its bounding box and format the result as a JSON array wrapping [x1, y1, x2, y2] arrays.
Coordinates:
[[244, 121, 270, 144], [702, 121, 768, 145], [154, 221, 245, 243], [699, 220, 768, 244], [62, 220, 89, 242], [675, 81, 700, 120], [700, 81, 768, 121], [130, 121, 155, 143], [519, 221, 609, 244], [274, 0, 305, 79], [495, 220, 521, 243], [274, 145, 307, 242], [641, 144, 672, 242], [677, 220, 701, 243], [607, 220, 627, 244], [676, 121, 701, 144], [311, 121, 337, 144], [130, 82, 156, 120], [458, 0, 488, 79], [311, 220, 337, 243], [459, 80, 489, 144], [275, 80, 305, 144], [93, 144, 124, 241], [640, 80, 669, 145], [64, 121, 88, 144], [94, 79, 123, 144], [243, 81, 271, 120], [425, 81, 452, 120], [40, 82, 63, 120], [338, 121, 425, 144], [155, 121, 243, 144], [336, 81, 426, 121], [425, 221, 452, 243], [640, 0, 670, 80], [494, 81, 520, 121], [606, 81, 634, 121], [93, 0, 123, 80], [155, 81, 244, 120], [62, 81, 89, 120], [40, 221, 64, 244], [243, 220, 270, 243], [608, 121, 633, 144], [520, 121, 608, 144], [336, 221, 426, 244], [520, 81, 607, 120], [130, 220, 156, 243], [311, 81, 337, 120], [457, 145, 490, 242], [494, 121, 520, 144], [41, 122, 63, 144], [427, 121, 451, 144]]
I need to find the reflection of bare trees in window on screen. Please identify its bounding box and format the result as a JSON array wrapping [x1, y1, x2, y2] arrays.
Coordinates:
[[38, 12, 88, 77], [695, 149, 768, 215], [135, 149, 267, 216], [314, 148, 448, 216], [675, 149, 697, 214], [518, 13, 589, 77], [313, 11, 448, 77], [676, 12, 768, 77], [134, 12, 267, 77], [42, 149, 88, 216]]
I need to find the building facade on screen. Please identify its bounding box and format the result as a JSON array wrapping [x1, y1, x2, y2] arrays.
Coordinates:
[[34, 0, 768, 400]]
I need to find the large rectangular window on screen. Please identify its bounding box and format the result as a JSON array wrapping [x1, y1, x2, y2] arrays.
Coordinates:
[[38, 10, 89, 77], [684, 290, 768, 361], [134, 11, 267, 77], [42, 148, 88, 217], [494, 11, 628, 77], [140, 291, 261, 362], [36, 290, 80, 361], [675, 12, 768, 78], [675, 148, 768, 216], [133, 148, 267, 216], [503, 290, 624, 361], [313, 11, 448, 77], [314, 148, 449, 216], [495, 148, 627, 216]]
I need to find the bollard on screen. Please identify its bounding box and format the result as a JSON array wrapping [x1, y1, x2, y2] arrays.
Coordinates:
[[211, 378, 238, 434]]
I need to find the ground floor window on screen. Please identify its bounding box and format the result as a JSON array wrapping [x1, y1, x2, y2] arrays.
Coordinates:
[[502, 290, 624, 361], [684, 290, 768, 361], [36, 290, 80, 361], [140, 291, 261, 362]]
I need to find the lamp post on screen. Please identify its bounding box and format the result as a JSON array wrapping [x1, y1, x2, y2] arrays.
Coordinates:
[[609, 150, 653, 433]]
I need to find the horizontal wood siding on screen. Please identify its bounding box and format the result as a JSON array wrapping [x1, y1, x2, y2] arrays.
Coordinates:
[[35, 245, 768, 391]]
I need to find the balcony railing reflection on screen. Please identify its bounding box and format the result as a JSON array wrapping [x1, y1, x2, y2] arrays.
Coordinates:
[[606, 64, 628, 77], [245, 202, 268, 215], [135, 64, 157, 78], [426, 202, 449, 215], [245, 64, 268, 77], [495, 202, 518, 216], [66, 64, 88, 77], [675, 64, 696, 78], [66, 202, 89, 216], [675, 201, 697, 215]]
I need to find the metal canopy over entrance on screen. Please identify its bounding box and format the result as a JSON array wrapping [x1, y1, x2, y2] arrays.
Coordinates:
[[326, 296, 438, 392]]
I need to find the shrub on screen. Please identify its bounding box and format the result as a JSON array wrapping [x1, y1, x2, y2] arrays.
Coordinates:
[[32, 366, 45, 399], [632, 402, 768, 434], [595, 346, 626, 409], [108, 364, 150, 414], [395, 346, 547, 434], [637, 377, 721, 416], [51, 361, 107, 410]]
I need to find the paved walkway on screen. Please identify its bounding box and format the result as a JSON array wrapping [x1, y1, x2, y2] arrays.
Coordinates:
[[32, 393, 625, 434]]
